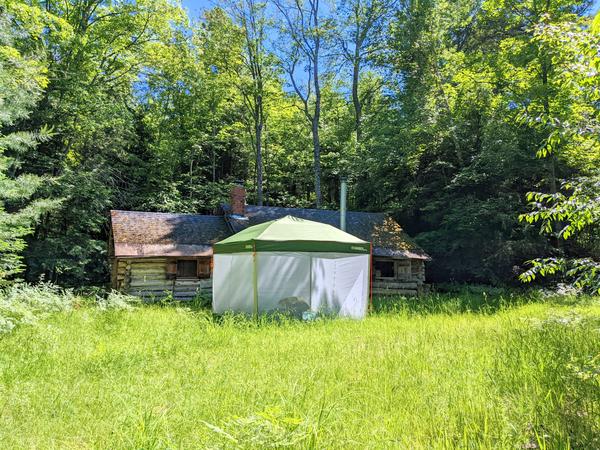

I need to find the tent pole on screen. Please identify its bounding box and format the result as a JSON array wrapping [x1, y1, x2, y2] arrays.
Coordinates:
[[309, 255, 312, 312], [369, 242, 373, 313], [253, 243, 258, 319]]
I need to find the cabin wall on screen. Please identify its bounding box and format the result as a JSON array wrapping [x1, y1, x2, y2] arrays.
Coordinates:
[[114, 257, 211, 301], [112, 255, 426, 301], [371, 257, 426, 296]]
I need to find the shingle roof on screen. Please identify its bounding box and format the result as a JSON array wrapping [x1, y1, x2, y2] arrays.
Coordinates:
[[227, 205, 430, 260], [110, 210, 230, 257], [111, 206, 429, 260]]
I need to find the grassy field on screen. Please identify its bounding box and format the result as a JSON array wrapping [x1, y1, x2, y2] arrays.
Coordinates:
[[0, 292, 599, 449]]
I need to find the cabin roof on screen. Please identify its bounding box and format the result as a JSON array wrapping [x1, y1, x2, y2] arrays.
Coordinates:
[[225, 205, 430, 260], [110, 210, 230, 257], [110, 206, 430, 260]]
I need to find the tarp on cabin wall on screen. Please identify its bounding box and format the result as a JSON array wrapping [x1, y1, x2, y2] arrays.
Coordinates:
[[212, 252, 370, 319]]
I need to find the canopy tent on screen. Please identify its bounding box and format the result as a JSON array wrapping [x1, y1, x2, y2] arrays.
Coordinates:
[[213, 215, 371, 319]]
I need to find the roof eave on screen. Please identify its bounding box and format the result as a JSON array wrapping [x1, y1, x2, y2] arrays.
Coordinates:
[[113, 243, 214, 258]]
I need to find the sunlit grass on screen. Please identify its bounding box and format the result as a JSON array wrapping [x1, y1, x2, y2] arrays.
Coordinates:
[[0, 293, 599, 448]]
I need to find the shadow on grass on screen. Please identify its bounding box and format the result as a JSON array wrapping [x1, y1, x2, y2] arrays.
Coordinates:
[[143, 287, 598, 323], [371, 288, 598, 316], [372, 292, 519, 315]]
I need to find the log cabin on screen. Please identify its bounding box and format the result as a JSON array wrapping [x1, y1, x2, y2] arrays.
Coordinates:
[[109, 185, 430, 300], [109, 212, 229, 300]]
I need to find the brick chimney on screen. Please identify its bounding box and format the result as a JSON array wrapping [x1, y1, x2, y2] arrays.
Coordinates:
[[230, 183, 246, 216]]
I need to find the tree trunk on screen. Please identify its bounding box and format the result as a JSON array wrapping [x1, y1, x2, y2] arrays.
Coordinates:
[[352, 49, 362, 143], [313, 0, 322, 207], [312, 117, 321, 207], [255, 95, 264, 206], [540, 44, 561, 249]]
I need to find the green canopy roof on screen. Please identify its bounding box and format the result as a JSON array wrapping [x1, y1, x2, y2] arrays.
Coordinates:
[[214, 215, 370, 254]]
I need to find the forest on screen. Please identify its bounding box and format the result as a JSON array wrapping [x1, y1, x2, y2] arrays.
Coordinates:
[[1, 0, 599, 290]]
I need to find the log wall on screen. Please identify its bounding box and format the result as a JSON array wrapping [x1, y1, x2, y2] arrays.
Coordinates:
[[114, 258, 211, 301], [113, 256, 426, 300], [372, 258, 426, 296]]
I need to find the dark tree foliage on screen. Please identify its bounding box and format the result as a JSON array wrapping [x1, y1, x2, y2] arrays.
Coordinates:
[[0, 0, 596, 287]]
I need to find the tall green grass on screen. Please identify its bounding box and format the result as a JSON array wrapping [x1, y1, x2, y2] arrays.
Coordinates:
[[0, 292, 598, 448]]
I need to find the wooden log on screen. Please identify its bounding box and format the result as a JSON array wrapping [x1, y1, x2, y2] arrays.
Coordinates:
[[173, 287, 202, 294], [129, 260, 166, 266], [173, 292, 200, 298], [131, 274, 166, 281], [372, 288, 418, 296], [130, 273, 167, 281], [174, 279, 211, 287], [123, 258, 166, 264], [172, 282, 206, 288], [128, 285, 171, 291], [129, 281, 172, 289], [129, 290, 172, 298], [129, 266, 166, 273], [129, 264, 166, 270], [129, 286, 172, 293], [173, 287, 202, 292], [129, 290, 211, 302], [130, 269, 166, 274], [373, 281, 419, 289]]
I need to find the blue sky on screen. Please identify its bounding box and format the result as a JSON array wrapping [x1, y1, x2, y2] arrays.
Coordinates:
[[181, 0, 210, 18], [181, 0, 600, 19]]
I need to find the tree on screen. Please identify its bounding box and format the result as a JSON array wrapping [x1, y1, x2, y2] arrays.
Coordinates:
[[0, 3, 64, 282], [519, 17, 600, 293], [273, 0, 328, 207], [139, 7, 248, 213], [226, 0, 274, 206], [333, 0, 394, 144], [21, 0, 188, 284]]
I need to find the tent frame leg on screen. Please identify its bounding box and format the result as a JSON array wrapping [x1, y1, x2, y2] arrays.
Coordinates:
[[252, 243, 258, 319], [369, 243, 373, 313], [309, 255, 312, 313]]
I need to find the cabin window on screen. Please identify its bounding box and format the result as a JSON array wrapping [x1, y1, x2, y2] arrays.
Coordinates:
[[172, 258, 212, 279], [374, 260, 395, 278], [177, 260, 197, 278]]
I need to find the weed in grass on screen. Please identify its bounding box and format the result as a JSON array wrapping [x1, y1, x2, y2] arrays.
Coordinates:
[[0, 283, 140, 334], [201, 407, 316, 449]]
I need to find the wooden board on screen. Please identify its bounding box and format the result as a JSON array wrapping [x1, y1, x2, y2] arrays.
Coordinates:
[[372, 288, 418, 296]]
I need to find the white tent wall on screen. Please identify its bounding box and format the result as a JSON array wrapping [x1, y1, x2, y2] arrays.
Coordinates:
[[212, 253, 254, 314], [310, 253, 369, 318], [213, 251, 370, 319], [256, 252, 311, 312]]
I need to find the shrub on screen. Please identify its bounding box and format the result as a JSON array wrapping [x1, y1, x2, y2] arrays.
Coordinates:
[[0, 282, 74, 333], [97, 290, 141, 310], [0, 284, 143, 334]]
